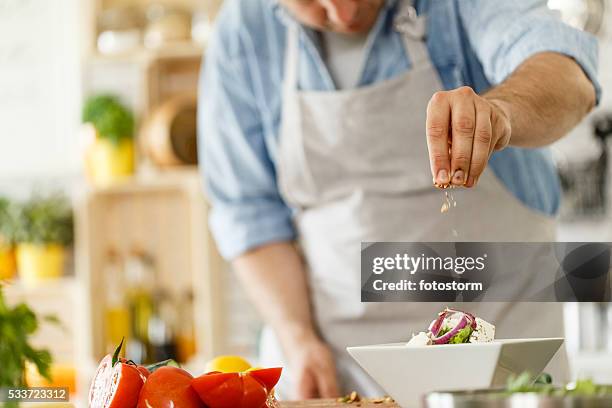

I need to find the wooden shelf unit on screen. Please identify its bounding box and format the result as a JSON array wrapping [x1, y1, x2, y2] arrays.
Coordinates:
[[72, 3, 252, 404], [76, 168, 225, 358], [74, 169, 227, 400], [81, 0, 223, 121]]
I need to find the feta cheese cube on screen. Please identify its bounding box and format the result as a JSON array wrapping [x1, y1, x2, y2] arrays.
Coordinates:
[[469, 317, 495, 343], [407, 331, 432, 346]]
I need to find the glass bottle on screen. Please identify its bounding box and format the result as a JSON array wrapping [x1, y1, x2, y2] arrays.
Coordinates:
[[124, 247, 156, 363], [176, 289, 197, 363], [148, 288, 178, 362], [103, 248, 130, 353]]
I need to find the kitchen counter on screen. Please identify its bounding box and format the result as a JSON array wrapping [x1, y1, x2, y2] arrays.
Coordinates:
[[281, 399, 399, 407]]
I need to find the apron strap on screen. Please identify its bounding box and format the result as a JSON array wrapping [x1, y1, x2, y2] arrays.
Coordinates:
[[394, 0, 432, 71], [283, 23, 300, 98]]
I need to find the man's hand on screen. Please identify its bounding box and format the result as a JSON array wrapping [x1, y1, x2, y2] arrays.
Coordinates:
[[426, 53, 596, 189], [232, 242, 340, 399], [284, 333, 340, 399], [426, 86, 511, 188]]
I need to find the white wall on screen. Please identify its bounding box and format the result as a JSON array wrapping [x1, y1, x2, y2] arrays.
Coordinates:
[[0, 0, 82, 197], [553, 4, 612, 240]]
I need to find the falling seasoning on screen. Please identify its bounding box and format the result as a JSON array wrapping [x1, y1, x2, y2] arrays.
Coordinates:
[[434, 184, 457, 213], [434, 173, 460, 239], [434, 178, 460, 238]]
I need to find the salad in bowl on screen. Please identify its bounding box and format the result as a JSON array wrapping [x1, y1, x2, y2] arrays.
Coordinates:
[[407, 307, 496, 346]]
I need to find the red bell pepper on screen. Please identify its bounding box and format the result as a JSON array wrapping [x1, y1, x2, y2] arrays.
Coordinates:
[[191, 368, 282, 408]]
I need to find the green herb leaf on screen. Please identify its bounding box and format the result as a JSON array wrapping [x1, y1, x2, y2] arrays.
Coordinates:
[[145, 359, 180, 373], [448, 326, 473, 344], [535, 372, 553, 385], [569, 379, 599, 396], [506, 372, 534, 393], [112, 337, 125, 367]]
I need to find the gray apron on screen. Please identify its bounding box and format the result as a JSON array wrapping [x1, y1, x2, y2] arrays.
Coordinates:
[[261, 2, 567, 399]]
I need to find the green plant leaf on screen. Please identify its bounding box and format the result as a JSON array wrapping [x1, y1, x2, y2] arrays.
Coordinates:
[[0, 196, 20, 245], [12, 304, 37, 334], [82, 95, 134, 144], [23, 346, 52, 381], [0, 285, 54, 390], [13, 193, 73, 246]]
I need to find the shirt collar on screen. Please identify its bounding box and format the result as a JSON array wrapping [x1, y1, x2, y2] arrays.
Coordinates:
[[270, 0, 401, 28]]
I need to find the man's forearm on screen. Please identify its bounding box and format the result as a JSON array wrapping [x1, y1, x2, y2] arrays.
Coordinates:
[[233, 241, 318, 347], [234, 242, 340, 398], [485, 52, 596, 148]]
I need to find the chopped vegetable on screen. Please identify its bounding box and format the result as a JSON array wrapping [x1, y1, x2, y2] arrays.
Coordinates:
[[89, 340, 147, 408], [137, 366, 203, 408], [89, 346, 283, 408], [191, 367, 282, 408], [448, 326, 472, 344]]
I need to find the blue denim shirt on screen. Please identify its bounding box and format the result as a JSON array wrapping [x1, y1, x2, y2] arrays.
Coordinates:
[[199, 0, 600, 259]]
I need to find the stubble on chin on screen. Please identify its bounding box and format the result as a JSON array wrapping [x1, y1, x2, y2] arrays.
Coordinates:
[[325, 0, 384, 34]]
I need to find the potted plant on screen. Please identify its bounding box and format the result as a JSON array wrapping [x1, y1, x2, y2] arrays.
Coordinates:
[[14, 194, 74, 285], [0, 283, 53, 407], [82, 94, 135, 186], [0, 197, 18, 280]]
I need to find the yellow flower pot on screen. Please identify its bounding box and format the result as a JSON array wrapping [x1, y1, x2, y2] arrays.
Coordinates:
[[17, 243, 66, 285], [85, 137, 135, 187], [26, 362, 77, 394], [0, 244, 17, 280]]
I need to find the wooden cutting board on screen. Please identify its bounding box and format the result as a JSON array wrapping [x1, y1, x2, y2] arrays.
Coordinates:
[[281, 399, 399, 407]]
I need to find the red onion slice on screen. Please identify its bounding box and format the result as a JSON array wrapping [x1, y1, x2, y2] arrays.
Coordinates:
[[448, 308, 477, 329], [440, 308, 477, 330], [427, 308, 478, 344], [428, 309, 450, 337], [431, 313, 469, 344]]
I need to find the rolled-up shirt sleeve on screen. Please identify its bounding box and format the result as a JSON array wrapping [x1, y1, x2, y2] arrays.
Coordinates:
[[458, 0, 601, 103], [198, 9, 295, 260]]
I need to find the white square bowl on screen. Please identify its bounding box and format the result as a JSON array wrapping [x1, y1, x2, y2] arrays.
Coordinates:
[[347, 338, 563, 408]]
